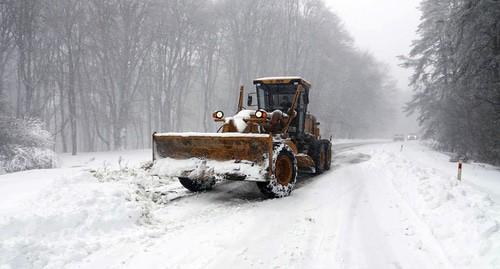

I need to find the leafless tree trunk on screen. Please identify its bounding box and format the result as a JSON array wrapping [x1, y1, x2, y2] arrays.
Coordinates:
[[0, 1, 15, 112]]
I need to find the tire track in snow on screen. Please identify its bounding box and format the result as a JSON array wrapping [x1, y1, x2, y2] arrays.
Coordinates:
[[298, 144, 452, 269]]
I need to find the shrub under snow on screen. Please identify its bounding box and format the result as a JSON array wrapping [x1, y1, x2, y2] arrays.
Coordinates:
[[0, 116, 59, 173]]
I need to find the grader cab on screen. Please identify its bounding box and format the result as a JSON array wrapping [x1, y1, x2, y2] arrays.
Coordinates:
[[152, 77, 331, 198]]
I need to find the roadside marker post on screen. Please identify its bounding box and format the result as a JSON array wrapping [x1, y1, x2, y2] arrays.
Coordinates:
[[457, 160, 462, 180]]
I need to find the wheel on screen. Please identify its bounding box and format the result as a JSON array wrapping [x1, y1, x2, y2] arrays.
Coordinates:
[[178, 177, 215, 192], [309, 140, 325, 174], [322, 139, 332, 171], [257, 144, 297, 198]]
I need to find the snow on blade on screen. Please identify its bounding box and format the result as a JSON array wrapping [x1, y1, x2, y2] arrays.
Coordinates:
[[151, 157, 267, 182]]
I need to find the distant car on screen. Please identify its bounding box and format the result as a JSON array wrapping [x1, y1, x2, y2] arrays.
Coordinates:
[[393, 134, 405, 141], [407, 133, 417, 140]]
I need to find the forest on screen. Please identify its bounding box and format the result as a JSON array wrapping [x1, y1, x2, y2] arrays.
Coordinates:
[[401, 0, 499, 164], [0, 0, 395, 159], [1, 0, 498, 170]]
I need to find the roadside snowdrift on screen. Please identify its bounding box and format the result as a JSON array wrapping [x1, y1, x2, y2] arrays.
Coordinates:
[[0, 170, 144, 268], [0, 151, 177, 268], [369, 142, 500, 268]]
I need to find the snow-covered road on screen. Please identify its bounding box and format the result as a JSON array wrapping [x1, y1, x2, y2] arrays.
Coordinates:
[[1, 141, 499, 268]]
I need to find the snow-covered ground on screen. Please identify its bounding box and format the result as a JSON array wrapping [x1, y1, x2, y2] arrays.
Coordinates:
[[1, 141, 499, 268]]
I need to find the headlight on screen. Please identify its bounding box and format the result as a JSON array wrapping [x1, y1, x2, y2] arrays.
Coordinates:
[[255, 110, 267, 118], [212, 111, 224, 119]]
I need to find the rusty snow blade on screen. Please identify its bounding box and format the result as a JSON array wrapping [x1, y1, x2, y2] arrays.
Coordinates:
[[152, 132, 273, 167]]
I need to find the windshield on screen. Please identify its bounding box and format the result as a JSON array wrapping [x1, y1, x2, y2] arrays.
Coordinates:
[[255, 83, 309, 134], [255, 84, 307, 111]]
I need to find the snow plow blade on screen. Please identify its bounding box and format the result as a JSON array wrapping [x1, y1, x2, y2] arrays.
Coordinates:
[[152, 132, 273, 181]]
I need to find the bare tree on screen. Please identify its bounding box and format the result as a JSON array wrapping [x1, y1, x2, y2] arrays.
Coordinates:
[[43, 0, 86, 155], [12, 0, 42, 117], [0, 0, 15, 113], [148, 0, 205, 132], [86, 0, 154, 150], [197, 4, 221, 132]]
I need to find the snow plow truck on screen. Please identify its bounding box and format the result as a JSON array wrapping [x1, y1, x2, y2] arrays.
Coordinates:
[[152, 77, 331, 198]]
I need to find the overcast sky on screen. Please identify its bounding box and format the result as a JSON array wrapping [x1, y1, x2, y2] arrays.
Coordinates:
[[324, 0, 422, 133]]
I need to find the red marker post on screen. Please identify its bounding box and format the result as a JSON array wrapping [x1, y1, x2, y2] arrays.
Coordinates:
[[457, 160, 462, 180]]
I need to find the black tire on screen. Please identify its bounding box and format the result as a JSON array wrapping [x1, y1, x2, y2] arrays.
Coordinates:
[[257, 144, 297, 198], [309, 140, 325, 174], [178, 177, 215, 192], [322, 139, 332, 171]]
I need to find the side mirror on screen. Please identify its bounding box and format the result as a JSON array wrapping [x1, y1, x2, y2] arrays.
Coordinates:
[[247, 93, 256, 106]]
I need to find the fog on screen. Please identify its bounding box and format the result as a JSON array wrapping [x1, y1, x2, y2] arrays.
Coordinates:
[[1, 0, 498, 163], [325, 0, 421, 135]]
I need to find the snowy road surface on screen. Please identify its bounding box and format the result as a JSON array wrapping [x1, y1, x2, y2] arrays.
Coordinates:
[[1, 141, 499, 268]]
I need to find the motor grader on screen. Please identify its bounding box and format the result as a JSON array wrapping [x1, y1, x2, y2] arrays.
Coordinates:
[[152, 77, 331, 198]]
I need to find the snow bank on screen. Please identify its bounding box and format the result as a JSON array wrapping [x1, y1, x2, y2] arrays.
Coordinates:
[[0, 166, 170, 268], [0, 171, 133, 267], [367, 142, 500, 268]]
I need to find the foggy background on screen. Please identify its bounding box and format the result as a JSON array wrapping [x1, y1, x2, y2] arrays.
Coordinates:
[[325, 0, 421, 135], [1, 0, 498, 164], [0, 0, 401, 154]]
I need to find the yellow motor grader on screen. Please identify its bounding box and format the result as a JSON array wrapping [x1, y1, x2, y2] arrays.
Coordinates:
[[152, 77, 331, 198]]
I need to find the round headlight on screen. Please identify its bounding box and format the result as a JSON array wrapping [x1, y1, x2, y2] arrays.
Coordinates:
[[255, 110, 267, 118], [212, 111, 224, 119]]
